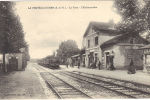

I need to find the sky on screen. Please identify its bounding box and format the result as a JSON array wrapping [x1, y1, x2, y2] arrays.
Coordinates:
[[15, 1, 121, 59]]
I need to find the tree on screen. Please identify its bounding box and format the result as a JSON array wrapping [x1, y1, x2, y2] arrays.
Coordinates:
[[114, 0, 150, 73], [0, 2, 28, 72], [56, 40, 80, 64], [114, 0, 150, 35]]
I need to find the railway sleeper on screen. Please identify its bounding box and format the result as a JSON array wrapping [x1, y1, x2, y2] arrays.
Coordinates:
[[123, 92, 141, 95], [48, 73, 92, 99], [115, 90, 143, 96], [53, 84, 67, 87], [61, 72, 137, 98], [66, 72, 150, 96], [62, 95, 89, 98], [109, 87, 125, 90], [55, 87, 72, 90], [60, 92, 84, 95], [72, 71, 150, 93], [58, 90, 80, 93]]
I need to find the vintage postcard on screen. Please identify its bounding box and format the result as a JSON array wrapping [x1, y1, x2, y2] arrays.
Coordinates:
[[0, 0, 150, 99]]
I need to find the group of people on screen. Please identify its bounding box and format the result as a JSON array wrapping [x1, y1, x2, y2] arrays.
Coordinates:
[[65, 51, 136, 74], [105, 51, 115, 70], [66, 57, 81, 69], [66, 58, 73, 68], [89, 58, 102, 70], [66, 55, 111, 70]]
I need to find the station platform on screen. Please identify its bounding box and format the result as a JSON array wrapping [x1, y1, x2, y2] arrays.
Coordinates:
[[0, 63, 56, 99], [59, 65, 150, 86]]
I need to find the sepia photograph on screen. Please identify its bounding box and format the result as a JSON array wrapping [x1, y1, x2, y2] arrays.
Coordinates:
[[0, 0, 150, 99]]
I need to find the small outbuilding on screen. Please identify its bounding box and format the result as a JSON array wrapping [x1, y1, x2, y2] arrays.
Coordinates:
[[4, 48, 28, 72], [5, 52, 27, 71], [100, 33, 149, 70], [140, 44, 150, 72]]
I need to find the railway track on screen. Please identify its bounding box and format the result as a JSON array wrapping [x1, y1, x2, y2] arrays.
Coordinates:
[[72, 71, 150, 93], [35, 66, 91, 99], [60, 71, 150, 98], [34, 64, 50, 72], [35, 65, 150, 98], [40, 72, 92, 99]]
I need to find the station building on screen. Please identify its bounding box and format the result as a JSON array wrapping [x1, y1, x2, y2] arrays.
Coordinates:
[[82, 21, 149, 70]]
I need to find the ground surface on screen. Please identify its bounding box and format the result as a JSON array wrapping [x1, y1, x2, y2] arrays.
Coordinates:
[[60, 65, 150, 86], [0, 62, 150, 99], [0, 62, 56, 99]]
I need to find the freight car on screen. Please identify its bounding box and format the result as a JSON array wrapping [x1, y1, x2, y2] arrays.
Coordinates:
[[38, 57, 60, 69]]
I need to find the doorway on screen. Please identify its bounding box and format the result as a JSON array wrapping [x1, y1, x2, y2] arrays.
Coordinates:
[[9, 57, 18, 71], [105, 52, 110, 69], [88, 52, 94, 66]]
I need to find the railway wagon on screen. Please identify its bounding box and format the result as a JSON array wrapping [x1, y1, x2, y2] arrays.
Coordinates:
[[38, 57, 59, 69]]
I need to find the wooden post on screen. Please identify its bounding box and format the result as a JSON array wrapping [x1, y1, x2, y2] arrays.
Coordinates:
[[2, 53, 7, 73], [143, 54, 147, 72]]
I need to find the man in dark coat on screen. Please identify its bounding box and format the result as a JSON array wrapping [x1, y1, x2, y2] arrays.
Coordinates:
[[77, 57, 80, 69], [98, 60, 101, 70], [128, 59, 136, 74], [109, 51, 115, 70], [96, 58, 101, 70]]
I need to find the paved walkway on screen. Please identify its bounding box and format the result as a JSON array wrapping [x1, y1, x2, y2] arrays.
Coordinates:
[[0, 63, 56, 99], [60, 65, 150, 86]]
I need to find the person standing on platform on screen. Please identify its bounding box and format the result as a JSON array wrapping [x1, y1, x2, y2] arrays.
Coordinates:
[[97, 58, 101, 70], [69, 58, 72, 67], [109, 51, 115, 70], [66, 58, 69, 68], [128, 59, 136, 74], [77, 57, 80, 69]]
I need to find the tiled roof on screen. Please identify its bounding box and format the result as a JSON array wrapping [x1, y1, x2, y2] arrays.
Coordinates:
[[100, 33, 149, 48], [100, 34, 124, 48], [83, 21, 119, 37]]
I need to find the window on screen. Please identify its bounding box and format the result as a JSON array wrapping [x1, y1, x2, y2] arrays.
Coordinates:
[[95, 36, 98, 46], [88, 40, 90, 48]]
